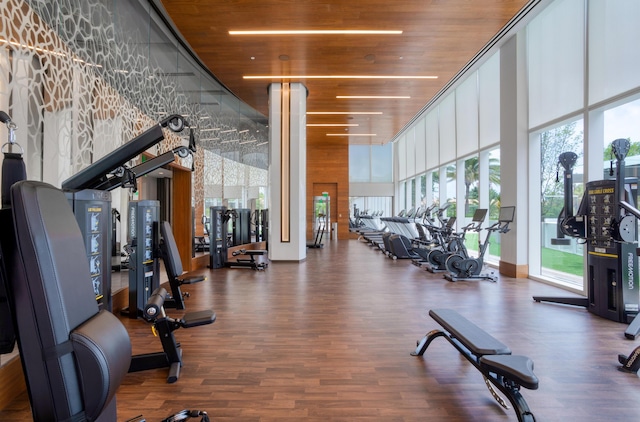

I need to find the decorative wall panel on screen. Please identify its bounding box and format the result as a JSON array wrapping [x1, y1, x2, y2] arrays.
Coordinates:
[[1, 0, 268, 219]]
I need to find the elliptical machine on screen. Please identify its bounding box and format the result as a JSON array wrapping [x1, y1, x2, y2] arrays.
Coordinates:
[[444, 206, 514, 282]]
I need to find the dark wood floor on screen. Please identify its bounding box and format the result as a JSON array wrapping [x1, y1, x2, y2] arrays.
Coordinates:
[[3, 239, 640, 421]]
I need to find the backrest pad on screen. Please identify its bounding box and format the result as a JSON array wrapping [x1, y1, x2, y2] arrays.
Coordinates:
[[161, 220, 183, 277], [9, 180, 129, 421]]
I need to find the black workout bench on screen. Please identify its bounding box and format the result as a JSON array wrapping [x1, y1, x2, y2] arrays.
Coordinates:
[[227, 249, 268, 270], [411, 309, 539, 422]]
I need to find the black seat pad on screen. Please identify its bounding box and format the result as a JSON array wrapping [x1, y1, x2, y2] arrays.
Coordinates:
[[429, 309, 511, 356], [480, 354, 539, 390]]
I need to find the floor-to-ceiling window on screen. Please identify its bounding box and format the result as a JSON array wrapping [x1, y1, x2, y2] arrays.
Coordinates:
[[538, 120, 585, 286], [527, 0, 585, 288], [443, 164, 456, 218], [486, 147, 502, 262], [350, 143, 393, 217], [390, 0, 640, 292]]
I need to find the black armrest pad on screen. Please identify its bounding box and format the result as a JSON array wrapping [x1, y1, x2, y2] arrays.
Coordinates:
[[182, 309, 216, 328]]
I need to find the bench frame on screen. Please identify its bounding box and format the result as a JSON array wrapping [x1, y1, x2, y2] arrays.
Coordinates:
[[228, 249, 268, 270], [411, 309, 537, 422]]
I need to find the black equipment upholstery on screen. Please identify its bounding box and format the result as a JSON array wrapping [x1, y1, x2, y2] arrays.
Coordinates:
[[1, 152, 25, 208], [7, 180, 132, 421], [0, 151, 25, 354], [160, 221, 205, 309]]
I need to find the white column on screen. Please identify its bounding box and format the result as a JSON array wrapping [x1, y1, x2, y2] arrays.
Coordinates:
[[425, 172, 433, 206], [499, 33, 529, 277], [439, 166, 447, 207], [268, 82, 307, 261]]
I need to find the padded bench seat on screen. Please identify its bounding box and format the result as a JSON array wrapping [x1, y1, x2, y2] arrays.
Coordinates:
[[429, 308, 511, 356], [411, 308, 538, 422], [480, 355, 539, 390]]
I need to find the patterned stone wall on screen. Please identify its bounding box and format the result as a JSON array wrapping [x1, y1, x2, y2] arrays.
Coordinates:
[[1, 0, 268, 216]]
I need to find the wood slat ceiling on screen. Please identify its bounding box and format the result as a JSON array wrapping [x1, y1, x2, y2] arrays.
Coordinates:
[[160, 0, 531, 145]]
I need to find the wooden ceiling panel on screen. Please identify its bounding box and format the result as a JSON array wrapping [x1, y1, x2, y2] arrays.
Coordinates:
[[161, 0, 530, 144]]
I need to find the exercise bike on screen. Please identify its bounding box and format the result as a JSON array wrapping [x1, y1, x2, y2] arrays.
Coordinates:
[[424, 207, 486, 272], [444, 206, 515, 282]]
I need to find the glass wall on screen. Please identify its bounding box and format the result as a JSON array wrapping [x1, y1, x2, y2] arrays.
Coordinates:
[[444, 164, 457, 218], [395, 45, 500, 244], [349, 196, 392, 219], [392, 0, 640, 292], [349, 145, 371, 182], [431, 171, 440, 206], [523, 0, 640, 290], [9, 0, 269, 223], [536, 120, 585, 286], [462, 156, 480, 218], [487, 148, 502, 262], [349, 144, 392, 183]]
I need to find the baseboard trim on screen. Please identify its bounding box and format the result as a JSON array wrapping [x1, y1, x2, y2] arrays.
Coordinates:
[[499, 261, 529, 278]]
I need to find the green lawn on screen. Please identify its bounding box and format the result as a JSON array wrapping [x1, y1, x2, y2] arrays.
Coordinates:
[[463, 233, 583, 276], [464, 233, 500, 256], [541, 247, 584, 277]]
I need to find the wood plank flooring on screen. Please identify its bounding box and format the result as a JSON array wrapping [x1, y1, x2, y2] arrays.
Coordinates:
[[2, 239, 640, 421]]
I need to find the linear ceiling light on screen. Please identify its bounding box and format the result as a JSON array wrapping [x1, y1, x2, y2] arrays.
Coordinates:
[[327, 133, 377, 137], [230, 30, 402, 35], [307, 112, 382, 115], [336, 95, 411, 99], [306, 123, 359, 127], [244, 75, 436, 80], [219, 129, 236, 133]]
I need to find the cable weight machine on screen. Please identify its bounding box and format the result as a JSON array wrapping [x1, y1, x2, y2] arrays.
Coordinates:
[[62, 114, 197, 318], [533, 139, 640, 338]]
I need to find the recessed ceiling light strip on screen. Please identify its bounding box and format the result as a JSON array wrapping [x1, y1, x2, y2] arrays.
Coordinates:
[[230, 30, 403, 35], [336, 95, 411, 99], [244, 75, 437, 80], [326, 134, 377, 137], [307, 112, 382, 115], [306, 123, 359, 127]]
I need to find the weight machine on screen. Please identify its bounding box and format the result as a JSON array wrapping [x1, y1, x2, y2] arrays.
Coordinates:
[[533, 139, 640, 339], [62, 114, 196, 318], [254, 208, 269, 244], [209, 206, 267, 270]]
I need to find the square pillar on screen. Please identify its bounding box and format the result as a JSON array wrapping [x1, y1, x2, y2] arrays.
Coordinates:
[[268, 82, 307, 261]]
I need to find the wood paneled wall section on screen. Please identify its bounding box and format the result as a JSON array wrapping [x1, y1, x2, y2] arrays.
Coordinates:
[[172, 167, 193, 271], [306, 134, 349, 240], [0, 357, 25, 410]]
